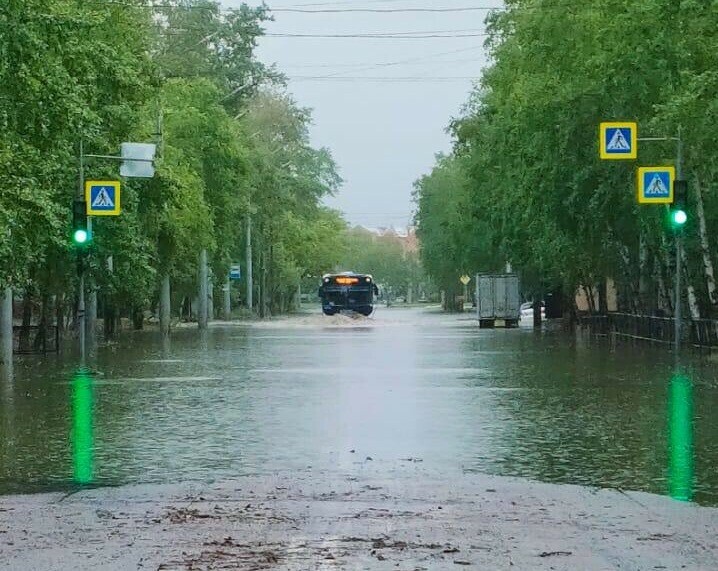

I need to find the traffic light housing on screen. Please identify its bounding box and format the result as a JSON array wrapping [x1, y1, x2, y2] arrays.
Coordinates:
[[671, 180, 688, 228], [72, 200, 90, 246]]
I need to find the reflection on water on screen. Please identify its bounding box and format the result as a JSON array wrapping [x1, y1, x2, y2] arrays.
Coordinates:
[[668, 372, 693, 501], [0, 309, 717, 504], [72, 369, 94, 485]]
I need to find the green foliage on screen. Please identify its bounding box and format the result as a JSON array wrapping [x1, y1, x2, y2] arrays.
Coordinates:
[[416, 0, 718, 315], [339, 227, 424, 300], [0, 0, 347, 324]]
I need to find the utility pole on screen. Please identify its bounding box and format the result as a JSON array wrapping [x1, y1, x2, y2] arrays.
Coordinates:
[[157, 109, 171, 337], [245, 215, 253, 312]]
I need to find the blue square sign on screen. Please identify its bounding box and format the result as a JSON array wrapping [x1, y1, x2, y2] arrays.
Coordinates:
[[600, 122, 637, 160], [637, 166, 674, 204], [85, 180, 121, 215], [605, 128, 632, 153]]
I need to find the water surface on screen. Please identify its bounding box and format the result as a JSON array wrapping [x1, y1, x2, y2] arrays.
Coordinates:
[[1, 308, 716, 504]]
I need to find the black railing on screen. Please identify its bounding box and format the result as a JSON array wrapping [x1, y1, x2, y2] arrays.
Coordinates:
[[579, 313, 718, 349], [13, 325, 60, 354]]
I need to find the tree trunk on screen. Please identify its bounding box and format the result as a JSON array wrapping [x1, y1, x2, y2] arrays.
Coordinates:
[[616, 241, 640, 313], [160, 273, 171, 336], [682, 256, 701, 320], [104, 302, 116, 339], [656, 259, 671, 315], [694, 174, 718, 313], [207, 274, 214, 322], [638, 234, 649, 313], [245, 215, 253, 311], [598, 280, 608, 314], [532, 299, 542, 328], [55, 291, 64, 333], [660, 236, 675, 315], [132, 307, 144, 330], [87, 289, 97, 346], [34, 291, 50, 352], [583, 285, 596, 314], [1, 287, 12, 364], [198, 249, 208, 330], [223, 276, 231, 321], [260, 247, 269, 318], [18, 292, 32, 352]]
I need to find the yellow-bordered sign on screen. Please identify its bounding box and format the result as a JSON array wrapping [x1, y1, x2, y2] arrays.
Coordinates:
[[85, 180, 121, 216], [599, 122, 637, 160], [637, 166, 674, 204]]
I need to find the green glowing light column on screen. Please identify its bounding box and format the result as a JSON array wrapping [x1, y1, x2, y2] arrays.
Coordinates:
[[72, 369, 94, 485], [668, 373, 693, 501]]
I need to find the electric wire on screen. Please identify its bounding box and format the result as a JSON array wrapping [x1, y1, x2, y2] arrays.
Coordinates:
[[271, 6, 503, 13], [284, 44, 485, 80], [280, 57, 484, 68], [288, 44, 485, 79], [288, 76, 476, 81], [264, 32, 490, 38]]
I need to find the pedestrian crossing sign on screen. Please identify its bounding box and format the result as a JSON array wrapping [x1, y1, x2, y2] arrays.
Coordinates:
[[637, 166, 674, 204], [85, 180, 121, 216], [599, 122, 637, 160]]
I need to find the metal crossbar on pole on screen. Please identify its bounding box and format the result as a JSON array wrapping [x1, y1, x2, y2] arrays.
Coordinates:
[[83, 154, 154, 163]]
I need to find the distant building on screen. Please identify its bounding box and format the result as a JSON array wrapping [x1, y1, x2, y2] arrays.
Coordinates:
[[353, 225, 418, 255]]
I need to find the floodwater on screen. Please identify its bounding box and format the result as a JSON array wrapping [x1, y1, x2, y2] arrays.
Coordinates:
[[1, 307, 717, 505]]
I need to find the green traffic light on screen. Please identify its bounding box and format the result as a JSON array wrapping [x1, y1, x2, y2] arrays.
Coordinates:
[[672, 209, 687, 226], [73, 229, 89, 244]]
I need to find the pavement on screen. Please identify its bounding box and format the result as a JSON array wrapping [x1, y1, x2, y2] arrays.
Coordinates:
[[2, 466, 717, 570]]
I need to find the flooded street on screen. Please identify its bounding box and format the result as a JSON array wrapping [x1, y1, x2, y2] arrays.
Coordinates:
[[1, 306, 718, 505]]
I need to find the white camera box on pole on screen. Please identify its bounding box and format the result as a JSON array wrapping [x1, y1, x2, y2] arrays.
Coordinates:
[[120, 143, 156, 178]]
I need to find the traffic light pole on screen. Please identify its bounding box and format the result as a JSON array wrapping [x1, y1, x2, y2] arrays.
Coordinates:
[[638, 130, 685, 359], [78, 139, 87, 364], [674, 130, 683, 365]]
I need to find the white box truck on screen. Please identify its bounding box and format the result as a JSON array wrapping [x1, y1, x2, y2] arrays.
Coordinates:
[[475, 274, 520, 328]]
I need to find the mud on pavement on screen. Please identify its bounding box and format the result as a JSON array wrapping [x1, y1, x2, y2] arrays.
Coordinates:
[[2, 467, 717, 570]]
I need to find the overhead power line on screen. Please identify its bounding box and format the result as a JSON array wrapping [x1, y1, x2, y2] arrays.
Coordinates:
[[265, 32, 490, 39], [96, 1, 495, 12], [271, 28, 488, 35], [294, 44, 485, 79], [271, 6, 502, 13], [91, 1, 584, 15], [281, 58, 484, 68], [289, 75, 476, 81]]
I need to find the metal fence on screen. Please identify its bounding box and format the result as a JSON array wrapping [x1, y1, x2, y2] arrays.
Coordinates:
[[13, 325, 60, 354], [579, 313, 718, 349]]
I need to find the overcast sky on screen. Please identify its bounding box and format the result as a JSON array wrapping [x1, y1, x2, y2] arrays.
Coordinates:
[[222, 0, 503, 228]]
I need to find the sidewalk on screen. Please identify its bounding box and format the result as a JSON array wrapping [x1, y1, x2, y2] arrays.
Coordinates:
[[2, 468, 717, 570]]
